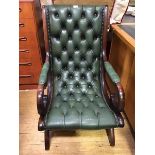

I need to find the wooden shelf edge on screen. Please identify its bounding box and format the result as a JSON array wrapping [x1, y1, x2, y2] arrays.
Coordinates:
[[111, 24, 135, 52]]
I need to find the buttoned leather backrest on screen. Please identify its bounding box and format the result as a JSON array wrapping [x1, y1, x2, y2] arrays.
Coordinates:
[[45, 5, 105, 98]]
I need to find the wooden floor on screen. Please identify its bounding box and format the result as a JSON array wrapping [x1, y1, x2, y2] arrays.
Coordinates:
[[20, 90, 135, 155]]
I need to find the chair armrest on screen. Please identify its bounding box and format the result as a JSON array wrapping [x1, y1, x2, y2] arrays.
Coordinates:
[[37, 53, 50, 117], [39, 62, 49, 85], [104, 61, 125, 112], [104, 61, 120, 84]]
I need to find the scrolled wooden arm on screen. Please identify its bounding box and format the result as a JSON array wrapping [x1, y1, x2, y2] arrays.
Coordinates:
[[104, 61, 125, 113], [110, 82, 125, 112], [37, 84, 47, 116], [37, 52, 50, 116]]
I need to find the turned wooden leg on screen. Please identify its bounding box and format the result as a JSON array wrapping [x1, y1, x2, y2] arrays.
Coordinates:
[[106, 128, 115, 146], [44, 130, 50, 150]]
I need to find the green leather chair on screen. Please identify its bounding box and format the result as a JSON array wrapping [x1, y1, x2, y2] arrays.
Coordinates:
[[37, 5, 125, 150]]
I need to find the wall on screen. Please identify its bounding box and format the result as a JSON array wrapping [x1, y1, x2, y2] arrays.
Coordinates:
[[41, 0, 115, 15]]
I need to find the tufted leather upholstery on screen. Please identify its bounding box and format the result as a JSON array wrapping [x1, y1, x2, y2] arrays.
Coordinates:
[[44, 5, 120, 129]]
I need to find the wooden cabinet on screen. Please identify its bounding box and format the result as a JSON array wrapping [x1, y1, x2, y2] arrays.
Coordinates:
[[109, 24, 135, 133], [19, 0, 45, 89], [125, 59, 135, 130]]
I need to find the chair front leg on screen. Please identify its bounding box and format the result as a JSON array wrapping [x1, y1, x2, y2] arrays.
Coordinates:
[[45, 130, 50, 150], [106, 128, 115, 146]]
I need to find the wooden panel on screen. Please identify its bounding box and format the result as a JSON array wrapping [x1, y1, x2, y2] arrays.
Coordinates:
[[19, 58, 41, 85], [109, 25, 135, 132], [19, 19, 36, 35], [19, 47, 42, 67], [19, 47, 42, 85], [19, 49, 32, 62], [19, 2, 34, 19], [109, 34, 134, 91], [111, 24, 135, 51], [19, 0, 44, 89], [19, 63, 41, 84], [19, 74, 36, 84], [19, 64, 33, 75], [19, 63, 35, 85], [125, 59, 135, 131], [19, 84, 37, 90], [19, 33, 38, 49]]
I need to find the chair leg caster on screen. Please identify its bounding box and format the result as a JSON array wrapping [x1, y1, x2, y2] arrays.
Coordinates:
[[106, 128, 115, 146], [44, 130, 50, 150]]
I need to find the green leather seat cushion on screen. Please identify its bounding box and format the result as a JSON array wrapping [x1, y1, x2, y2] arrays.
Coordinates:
[[44, 91, 119, 129]]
